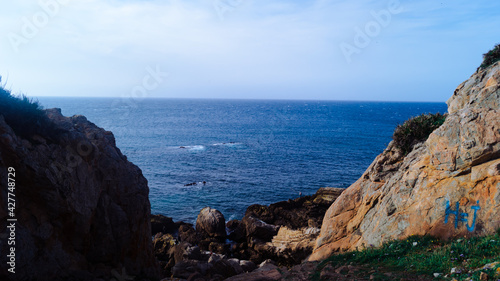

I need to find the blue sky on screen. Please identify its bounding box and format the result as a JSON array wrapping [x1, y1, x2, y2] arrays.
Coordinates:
[[1, 0, 499, 101]]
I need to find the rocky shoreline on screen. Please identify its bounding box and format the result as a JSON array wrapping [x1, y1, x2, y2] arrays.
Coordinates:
[[150, 187, 345, 280], [1, 50, 497, 280]]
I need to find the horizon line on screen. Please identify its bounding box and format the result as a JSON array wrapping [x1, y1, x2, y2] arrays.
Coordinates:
[[32, 95, 448, 104]]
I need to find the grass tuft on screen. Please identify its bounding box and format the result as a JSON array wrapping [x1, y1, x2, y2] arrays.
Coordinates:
[[0, 84, 58, 139]]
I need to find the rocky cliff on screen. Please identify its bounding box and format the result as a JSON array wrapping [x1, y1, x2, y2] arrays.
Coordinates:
[[310, 61, 500, 261], [0, 108, 159, 280]]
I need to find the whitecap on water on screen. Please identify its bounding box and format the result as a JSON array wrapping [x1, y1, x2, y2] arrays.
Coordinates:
[[177, 145, 206, 151], [212, 142, 243, 147]]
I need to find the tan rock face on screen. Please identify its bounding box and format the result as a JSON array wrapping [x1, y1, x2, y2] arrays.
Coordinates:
[[0, 109, 159, 280], [310, 62, 500, 261], [263, 226, 320, 263]]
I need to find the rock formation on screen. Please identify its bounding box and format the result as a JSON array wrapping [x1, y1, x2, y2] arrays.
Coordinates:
[[310, 62, 500, 261], [0, 109, 159, 280], [152, 187, 344, 279]]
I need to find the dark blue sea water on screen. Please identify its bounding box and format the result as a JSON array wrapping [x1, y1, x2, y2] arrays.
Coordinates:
[[37, 97, 447, 223]]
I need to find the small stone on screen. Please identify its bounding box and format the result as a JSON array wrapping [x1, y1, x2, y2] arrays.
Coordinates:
[[433, 273, 442, 278], [335, 265, 349, 275], [239, 260, 256, 273], [258, 259, 276, 268], [479, 271, 488, 281]]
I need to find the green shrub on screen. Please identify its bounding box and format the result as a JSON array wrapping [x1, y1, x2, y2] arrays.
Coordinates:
[[480, 43, 500, 69], [392, 113, 446, 155], [0, 85, 57, 139]]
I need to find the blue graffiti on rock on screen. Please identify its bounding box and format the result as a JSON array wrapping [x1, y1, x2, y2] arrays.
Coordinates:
[[444, 200, 480, 232]]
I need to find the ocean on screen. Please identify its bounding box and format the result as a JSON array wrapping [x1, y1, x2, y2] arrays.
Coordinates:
[[37, 97, 447, 223]]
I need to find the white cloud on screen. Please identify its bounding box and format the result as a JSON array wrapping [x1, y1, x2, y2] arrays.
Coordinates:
[[1, 0, 500, 100]]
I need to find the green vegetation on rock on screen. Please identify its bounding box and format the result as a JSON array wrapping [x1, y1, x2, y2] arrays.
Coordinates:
[[311, 232, 500, 280], [0, 82, 55, 139], [392, 113, 446, 155], [480, 43, 500, 69]]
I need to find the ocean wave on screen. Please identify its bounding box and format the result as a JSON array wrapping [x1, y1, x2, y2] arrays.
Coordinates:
[[178, 145, 206, 151], [212, 142, 244, 147]]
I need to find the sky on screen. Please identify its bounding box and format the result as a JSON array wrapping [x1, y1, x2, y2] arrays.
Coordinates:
[[1, 0, 499, 101]]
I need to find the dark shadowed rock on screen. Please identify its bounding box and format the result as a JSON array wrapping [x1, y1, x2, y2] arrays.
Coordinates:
[[244, 187, 345, 230], [224, 259, 282, 281], [151, 214, 178, 236], [170, 242, 203, 263], [209, 241, 230, 255], [179, 223, 203, 245], [196, 207, 226, 239], [242, 215, 280, 242], [227, 220, 246, 242], [226, 258, 245, 275], [211, 259, 240, 278], [0, 109, 159, 280], [187, 272, 206, 281], [239, 260, 257, 272], [172, 260, 212, 279]]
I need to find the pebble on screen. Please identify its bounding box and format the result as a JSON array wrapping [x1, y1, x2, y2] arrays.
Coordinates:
[[481, 261, 500, 270]]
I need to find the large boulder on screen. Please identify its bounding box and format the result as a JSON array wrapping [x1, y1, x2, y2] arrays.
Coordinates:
[[0, 109, 159, 280], [310, 62, 500, 261], [196, 207, 226, 239]]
